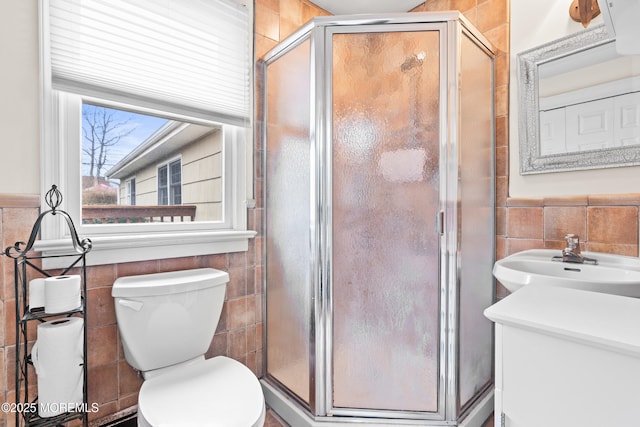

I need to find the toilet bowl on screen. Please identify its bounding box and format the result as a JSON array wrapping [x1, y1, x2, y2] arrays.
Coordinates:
[[112, 268, 265, 426], [138, 357, 265, 426]]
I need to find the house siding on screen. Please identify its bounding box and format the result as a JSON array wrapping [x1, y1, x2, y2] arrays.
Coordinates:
[[117, 129, 223, 222]]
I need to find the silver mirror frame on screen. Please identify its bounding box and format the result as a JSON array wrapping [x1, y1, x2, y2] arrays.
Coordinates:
[[518, 24, 640, 174]]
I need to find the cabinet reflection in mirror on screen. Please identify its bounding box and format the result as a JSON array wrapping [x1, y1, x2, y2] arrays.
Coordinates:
[[518, 24, 640, 174]]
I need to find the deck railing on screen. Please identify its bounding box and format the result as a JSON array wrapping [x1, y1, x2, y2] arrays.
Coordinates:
[[82, 205, 197, 224]]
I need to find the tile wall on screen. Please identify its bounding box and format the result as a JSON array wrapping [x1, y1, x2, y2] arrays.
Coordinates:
[[0, 194, 265, 425], [255, 0, 331, 58], [1, 0, 639, 426], [1, 198, 41, 426], [497, 194, 640, 298]]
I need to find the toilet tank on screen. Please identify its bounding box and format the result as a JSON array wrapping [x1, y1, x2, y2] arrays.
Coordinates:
[[112, 268, 229, 372]]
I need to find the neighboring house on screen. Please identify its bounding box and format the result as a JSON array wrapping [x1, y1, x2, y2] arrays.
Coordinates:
[[81, 175, 112, 190], [106, 121, 223, 222]]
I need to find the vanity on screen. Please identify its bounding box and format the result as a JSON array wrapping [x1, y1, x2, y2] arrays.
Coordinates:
[[495, 2, 640, 424], [485, 285, 640, 427]]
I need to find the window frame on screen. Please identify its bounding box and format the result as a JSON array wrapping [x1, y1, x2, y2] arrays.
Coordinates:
[[156, 156, 182, 206], [157, 163, 169, 206], [37, 0, 255, 269], [125, 177, 136, 206], [38, 93, 254, 269], [169, 158, 182, 205]]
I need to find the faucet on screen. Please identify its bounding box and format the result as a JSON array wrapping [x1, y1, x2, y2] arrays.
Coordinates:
[[558, 234, 598, 264]]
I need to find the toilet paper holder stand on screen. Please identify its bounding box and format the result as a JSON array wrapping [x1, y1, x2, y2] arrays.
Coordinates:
[[4, 185, 92, 427]]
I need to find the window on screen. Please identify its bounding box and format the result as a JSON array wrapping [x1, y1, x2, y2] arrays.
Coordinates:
[[170, 161, 182, 205], [157, 159, 182, 206], [38, 0, 255, 267], [158, 166, 168, 206], [125, 178, 136, 206]]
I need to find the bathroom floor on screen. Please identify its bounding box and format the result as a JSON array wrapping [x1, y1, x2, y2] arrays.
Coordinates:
[[265, 408, 287, 426], [265, 408, 494, 426], [104, 408, 492, 426]]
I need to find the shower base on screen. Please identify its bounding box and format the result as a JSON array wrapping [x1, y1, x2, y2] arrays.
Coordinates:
[[261, 380, 494, 427]]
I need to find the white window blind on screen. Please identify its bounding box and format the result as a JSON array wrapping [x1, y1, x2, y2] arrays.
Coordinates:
[[47, 0, 251, 126]]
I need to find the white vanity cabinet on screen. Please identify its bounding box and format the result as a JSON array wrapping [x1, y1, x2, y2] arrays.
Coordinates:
[[484, 285, 640, 427]]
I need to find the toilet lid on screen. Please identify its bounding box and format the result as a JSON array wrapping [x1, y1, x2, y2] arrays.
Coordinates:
[[139, 356, 264, 427]]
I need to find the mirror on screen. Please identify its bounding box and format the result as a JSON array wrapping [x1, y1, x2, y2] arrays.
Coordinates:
[[518, 24, 640, 174]]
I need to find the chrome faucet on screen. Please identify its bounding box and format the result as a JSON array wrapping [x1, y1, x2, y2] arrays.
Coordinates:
[[562, 234, 582, 263], [558, 234, 598, 264]]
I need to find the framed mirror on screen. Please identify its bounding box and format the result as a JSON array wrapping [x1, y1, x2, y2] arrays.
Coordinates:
[[518, 24, 640, 174]]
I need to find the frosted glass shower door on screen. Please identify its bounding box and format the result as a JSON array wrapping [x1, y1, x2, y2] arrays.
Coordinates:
[[330, 28, 442, 413], [457, 32, 495, 410], [264, 38, 313, 405]]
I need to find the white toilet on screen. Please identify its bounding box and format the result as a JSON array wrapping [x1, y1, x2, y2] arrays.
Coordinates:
[[112, 268, 265, 427]]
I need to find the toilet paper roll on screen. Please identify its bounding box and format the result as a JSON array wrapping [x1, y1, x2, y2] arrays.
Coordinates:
[[44, 275, 81, 314], [32, 318, 84, 417], [28, 278, 45, 312]]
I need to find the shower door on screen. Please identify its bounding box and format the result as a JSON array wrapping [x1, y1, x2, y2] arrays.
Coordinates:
[[264, 37, 314, 407], [262, 14, 495, 425], [327, 24, 445, 417]]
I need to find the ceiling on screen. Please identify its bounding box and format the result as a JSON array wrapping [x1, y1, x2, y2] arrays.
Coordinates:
[[309, 0, 425, 15]]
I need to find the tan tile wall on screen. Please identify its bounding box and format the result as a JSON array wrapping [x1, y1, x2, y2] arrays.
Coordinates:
[[255, 0, 330, 59], [1, 198, 41, 426], [0, 194, 264, 425], [497, 194, 640, 298]]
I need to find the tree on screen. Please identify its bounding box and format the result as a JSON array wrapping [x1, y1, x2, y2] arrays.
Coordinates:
[[82, 105, 135, 186]]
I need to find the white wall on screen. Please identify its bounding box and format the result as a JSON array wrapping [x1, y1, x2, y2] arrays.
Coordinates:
[[0, 0, 41, 196], [510, 0, 640, 197]]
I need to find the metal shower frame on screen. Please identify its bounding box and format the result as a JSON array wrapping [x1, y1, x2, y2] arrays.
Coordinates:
[[260, 11, 496, 425]]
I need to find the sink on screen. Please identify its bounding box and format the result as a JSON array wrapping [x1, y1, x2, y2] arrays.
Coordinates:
[[493, 249, 640, 297]]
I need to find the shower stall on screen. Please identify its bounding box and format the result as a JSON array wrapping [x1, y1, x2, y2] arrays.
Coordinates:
[[260, 12, 495, 426]]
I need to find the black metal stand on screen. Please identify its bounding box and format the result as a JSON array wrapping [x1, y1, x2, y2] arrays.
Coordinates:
[[5, 186, 91, 426]]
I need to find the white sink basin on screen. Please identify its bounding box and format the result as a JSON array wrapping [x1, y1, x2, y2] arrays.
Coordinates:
[[493, 249, 640, 297]]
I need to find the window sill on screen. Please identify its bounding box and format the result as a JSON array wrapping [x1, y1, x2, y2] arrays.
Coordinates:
[[34, 229, 257, 269]]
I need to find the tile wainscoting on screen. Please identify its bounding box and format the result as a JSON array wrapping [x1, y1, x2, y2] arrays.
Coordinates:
[[497, 194, 640, 298], [0, 194, 264, 425]]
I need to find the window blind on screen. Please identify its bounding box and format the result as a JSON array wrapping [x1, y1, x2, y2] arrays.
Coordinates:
[[48, 0, 251, 126]]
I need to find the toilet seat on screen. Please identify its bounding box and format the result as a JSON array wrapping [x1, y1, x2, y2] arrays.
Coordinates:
[[137, 356, 265, 427]]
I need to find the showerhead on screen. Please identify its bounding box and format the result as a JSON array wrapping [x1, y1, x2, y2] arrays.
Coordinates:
[[400, 51, 426, 72]]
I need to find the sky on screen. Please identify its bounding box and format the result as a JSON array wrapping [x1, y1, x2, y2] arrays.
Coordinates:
[[81, 103, 168, 180]]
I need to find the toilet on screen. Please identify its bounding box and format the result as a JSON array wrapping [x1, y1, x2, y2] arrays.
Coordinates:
[[112, 268, 265, 426]]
